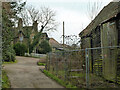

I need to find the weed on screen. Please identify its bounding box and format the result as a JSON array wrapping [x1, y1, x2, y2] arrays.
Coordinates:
[[43, 70, 77, 88], [2, 70, 11, 88]]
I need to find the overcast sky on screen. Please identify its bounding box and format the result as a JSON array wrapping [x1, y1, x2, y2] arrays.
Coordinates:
[[26, 0, 113, 44]]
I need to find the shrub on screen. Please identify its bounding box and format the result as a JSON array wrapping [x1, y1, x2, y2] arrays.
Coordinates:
[[13, 43, 28, 56], [3, 45, 16, 62], [38, 40, 52, 54]]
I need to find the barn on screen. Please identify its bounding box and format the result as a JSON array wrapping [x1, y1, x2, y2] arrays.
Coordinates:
[[79, 2, 120, 83]]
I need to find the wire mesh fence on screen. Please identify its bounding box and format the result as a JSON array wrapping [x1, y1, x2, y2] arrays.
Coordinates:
[[87, 46, 120, 88], [46, 49, 86, 88], [46, 46, 120, 89]]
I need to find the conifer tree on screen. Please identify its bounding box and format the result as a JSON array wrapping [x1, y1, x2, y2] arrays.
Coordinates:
[[2, 1, 26, 61]]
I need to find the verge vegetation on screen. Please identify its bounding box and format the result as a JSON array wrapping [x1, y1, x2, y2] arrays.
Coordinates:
[[2, 70, 11, 88], [37, 62, 46, 66], [43, 70, 77, 88], [3, 60, 17, 64]]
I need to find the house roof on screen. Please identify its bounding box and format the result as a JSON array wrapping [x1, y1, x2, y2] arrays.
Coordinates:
[[79, 2, 120, 38], [49, 38, 62, 48], [14, 30, 28, 39]]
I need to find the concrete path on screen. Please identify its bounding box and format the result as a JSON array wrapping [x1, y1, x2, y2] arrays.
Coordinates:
[[4, 56, 64, 88]]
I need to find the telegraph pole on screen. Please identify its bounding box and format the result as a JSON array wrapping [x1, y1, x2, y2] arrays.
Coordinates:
[[63, 21, 65, 48]]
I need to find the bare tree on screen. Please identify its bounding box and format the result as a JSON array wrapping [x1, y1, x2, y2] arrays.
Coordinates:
[[64, 35, 80, 47], [20, 5, 58, 32], [20, 8, 32, 26], [27, 5, 39, 22], [20, 5, 58, 53], [38, 7, 58, 32], [87, 0, 102, 21]]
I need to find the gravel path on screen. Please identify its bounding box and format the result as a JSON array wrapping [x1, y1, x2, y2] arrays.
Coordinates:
[[4, 56, 64, 88]]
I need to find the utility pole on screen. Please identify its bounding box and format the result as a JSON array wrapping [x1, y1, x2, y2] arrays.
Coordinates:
[[63, 21, 65, 48]]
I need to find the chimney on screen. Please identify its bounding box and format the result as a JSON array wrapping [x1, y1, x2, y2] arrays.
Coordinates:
[[33, 21, 38, 32], [18, 18, 23, 29]]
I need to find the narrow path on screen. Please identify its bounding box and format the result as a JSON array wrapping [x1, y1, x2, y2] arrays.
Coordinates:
[[4, 56, 64, 88]]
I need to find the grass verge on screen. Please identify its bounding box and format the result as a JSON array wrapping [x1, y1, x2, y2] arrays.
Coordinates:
[[43, 70, 77, 88], [37, 62, 46, 66], [2, 70, 11, 88], [3, 60, 17, 64]]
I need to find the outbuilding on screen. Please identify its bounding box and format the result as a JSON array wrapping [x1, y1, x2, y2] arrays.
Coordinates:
[[79, 2, 120, 82]]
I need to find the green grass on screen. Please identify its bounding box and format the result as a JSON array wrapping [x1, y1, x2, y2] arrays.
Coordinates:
[[43, 70, 77, 88], [3, 60, 17, 64], [2, 70, 11, 88], [2, 60, 17, 88], [70, 72, 85, 77], [37, 62, 46, 66]]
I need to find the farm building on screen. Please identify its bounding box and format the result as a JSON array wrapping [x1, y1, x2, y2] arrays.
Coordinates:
[[79, 2, 120, 82]]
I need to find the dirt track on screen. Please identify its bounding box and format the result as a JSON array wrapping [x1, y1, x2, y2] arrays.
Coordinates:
[[4, 56, 64, 88]]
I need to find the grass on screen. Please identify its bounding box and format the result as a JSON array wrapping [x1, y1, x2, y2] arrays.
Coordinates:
[[3, 60, 17, 64], [48, 67, 119, 88], [2, 59, 18, 88], [43, 70, 77, 88], [70, 72, 85, 77], [2, 60, 17, 88], [37, 62, 46, 66], [2, 70, 11, 88]]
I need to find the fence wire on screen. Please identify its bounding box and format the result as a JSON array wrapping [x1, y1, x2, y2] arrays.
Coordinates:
[[46, 46, 120, 89]]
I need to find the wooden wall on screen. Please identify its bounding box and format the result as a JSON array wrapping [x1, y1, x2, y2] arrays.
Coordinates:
[[101, 19, 118, 81]]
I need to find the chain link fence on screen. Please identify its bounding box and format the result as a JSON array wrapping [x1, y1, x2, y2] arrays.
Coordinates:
[[46, 46, 120, 89], [86, 46, 120, 88], [46, 49, 86, 88]]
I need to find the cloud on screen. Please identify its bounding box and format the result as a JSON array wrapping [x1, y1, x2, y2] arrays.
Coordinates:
[[26, 0, 113, 3], [48, 7, 90, 43], [26, 0, 112, 43]]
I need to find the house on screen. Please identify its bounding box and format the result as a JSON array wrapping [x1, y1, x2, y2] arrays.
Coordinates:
[[79, 2, 120, 82], [13, 18, 49, 53], [49, 38, 62, 51], [49, 38, 71, 51]]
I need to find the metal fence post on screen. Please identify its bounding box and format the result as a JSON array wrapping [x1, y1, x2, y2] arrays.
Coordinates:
[[85, 48, 89, 88], [45, 53, 47, 70], [0, 1, 2, 89], [56, 53, 58, 76], [64, 58, 66, 81], [48, 53, 50, 71], [63, 52, 67, 81]]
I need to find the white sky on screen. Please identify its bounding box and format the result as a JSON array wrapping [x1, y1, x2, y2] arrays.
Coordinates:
[[26, 0, 113, 43]]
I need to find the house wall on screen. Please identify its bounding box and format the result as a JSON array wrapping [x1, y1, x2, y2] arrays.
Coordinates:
[[14, 37, 28, 46]]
